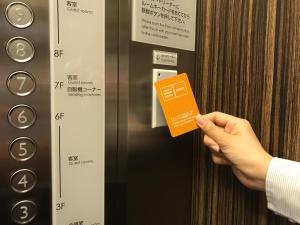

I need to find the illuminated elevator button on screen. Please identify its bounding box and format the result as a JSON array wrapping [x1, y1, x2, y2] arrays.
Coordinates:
[[10, 169, 37, 193], [11, 200, 37, 224], [9, 137, 36, 162], [7, 71, 35, 96], [8, 105, 36, 129], [6, 2, 34, 28], [6, 37, 35, 63]]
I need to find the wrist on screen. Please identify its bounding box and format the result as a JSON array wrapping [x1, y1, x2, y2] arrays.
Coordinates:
[[256, 153, 273, 191]]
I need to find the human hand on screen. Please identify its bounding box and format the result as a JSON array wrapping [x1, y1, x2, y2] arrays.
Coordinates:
[[196, 112, 272, 191]]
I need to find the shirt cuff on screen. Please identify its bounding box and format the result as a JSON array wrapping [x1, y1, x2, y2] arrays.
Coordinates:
[[266, 157, 300, 223]]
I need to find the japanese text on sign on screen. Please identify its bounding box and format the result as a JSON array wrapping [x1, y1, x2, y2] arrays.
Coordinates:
[[132, 0, 197, 51]]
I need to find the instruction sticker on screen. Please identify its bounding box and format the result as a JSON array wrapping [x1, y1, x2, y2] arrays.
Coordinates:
[[155, 73, 200, 137], [132, 0, 197, 51]]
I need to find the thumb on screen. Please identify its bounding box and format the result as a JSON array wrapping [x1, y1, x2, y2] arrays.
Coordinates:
[[196, 114, 231, 145]]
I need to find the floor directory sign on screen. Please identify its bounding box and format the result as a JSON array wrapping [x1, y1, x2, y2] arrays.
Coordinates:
[[50, 0, 105, 225]]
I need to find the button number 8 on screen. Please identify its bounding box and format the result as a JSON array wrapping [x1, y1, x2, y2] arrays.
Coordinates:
[[16, 42, 26, 57]]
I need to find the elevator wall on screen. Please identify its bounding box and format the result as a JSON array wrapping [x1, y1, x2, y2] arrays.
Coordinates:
[[193, 0, 300, 225], [106, 0, 198, 225]]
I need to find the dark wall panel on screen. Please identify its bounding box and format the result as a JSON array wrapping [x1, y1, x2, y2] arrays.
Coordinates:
[[193, 0, 300, 225]]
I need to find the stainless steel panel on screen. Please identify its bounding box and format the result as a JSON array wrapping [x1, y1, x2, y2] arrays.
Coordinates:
[[105, 0, 125, 224], [126, 43, 195, 225], [114, 0, 196, 224], [0, 0, 51, 224]]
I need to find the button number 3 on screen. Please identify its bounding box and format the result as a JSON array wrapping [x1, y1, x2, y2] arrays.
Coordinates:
[[11, 200, 37, 224], [20, 206, 29, 220]]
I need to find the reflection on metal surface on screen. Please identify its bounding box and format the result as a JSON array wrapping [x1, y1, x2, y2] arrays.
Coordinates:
[[11, 200, 37, 224], [6, 37, 35, 63], [9, 137, 37, 162], [0, 0, 51, 224], [116, 0, 196, 224], [7, 71, 36, 97], [5, 2, 34, 29], [7, 104, 36, 129], [10, 169, 37, 193]]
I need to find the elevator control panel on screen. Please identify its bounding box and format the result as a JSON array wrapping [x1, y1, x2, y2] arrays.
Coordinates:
[[1, 0, 105, 225], [0, 0, 51, 224]]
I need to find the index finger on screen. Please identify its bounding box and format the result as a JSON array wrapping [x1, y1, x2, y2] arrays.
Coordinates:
[[201, 112, 239, 127]]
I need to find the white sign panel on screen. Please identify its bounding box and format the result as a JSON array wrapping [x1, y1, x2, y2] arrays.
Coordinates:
[[50, 0, 105, 225], [132, 0, 197, 51], [153, 50, 178, 66]]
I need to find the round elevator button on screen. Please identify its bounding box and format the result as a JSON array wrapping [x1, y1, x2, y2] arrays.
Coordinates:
[[7, 71, 35, 96], [9, 137, 37, 162], [8, 105, 36, 129], [10, 169, 37, 193], [6, 2, 34, 28], [11, 200, 37, 224], [6, 37, 35, 63]]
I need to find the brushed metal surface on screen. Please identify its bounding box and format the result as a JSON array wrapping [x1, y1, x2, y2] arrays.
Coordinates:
[[126, 42, 195, 225], [0, 0, 51, 224], [105, 0, 124, 224], [115, 1, 196, 224]]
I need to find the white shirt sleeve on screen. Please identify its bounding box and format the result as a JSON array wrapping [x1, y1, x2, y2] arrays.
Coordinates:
[[266, 157, 300, 223]]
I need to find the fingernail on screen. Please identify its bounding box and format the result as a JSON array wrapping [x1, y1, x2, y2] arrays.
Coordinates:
[[210, 144, 220, 152], [196, 114, 208, 128]]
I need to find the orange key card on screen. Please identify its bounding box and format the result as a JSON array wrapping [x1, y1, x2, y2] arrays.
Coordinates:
[[155, 73, 200, 137]]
